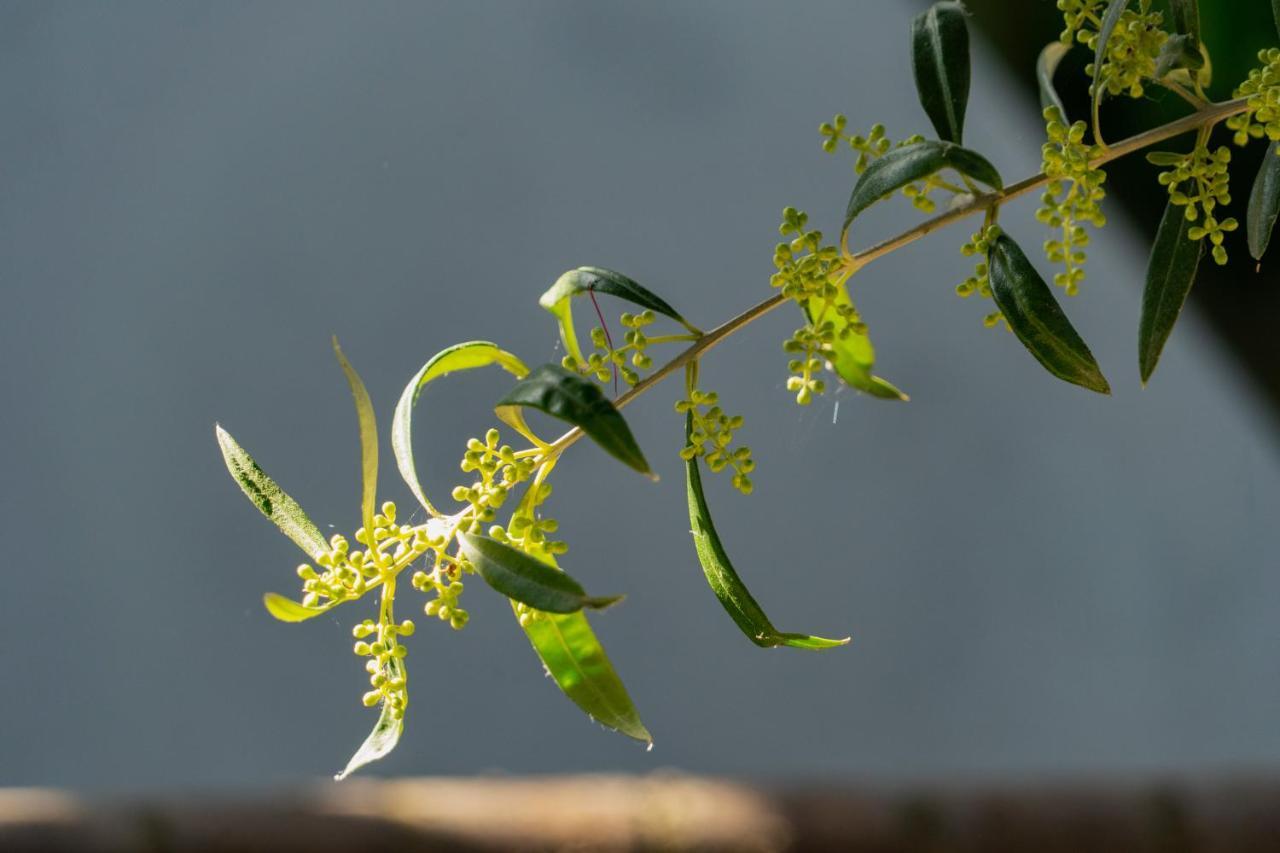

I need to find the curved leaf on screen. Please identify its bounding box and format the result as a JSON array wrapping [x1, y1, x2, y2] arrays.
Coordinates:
[[1139, 195, 1204, 384], [1155, 34, 1205, 80], [458, 532, 622, 613], [804, 280, 907, 401], [911, 2, 970, 144], [1248, 141, 1280, 262], [334, 657, 404, 780], [1037, 42, 1070, 119], [987, 234, 1111, 394], [215, 425, 328, 561], [333, 338, 378, 535], [392, 341, 530, 514], [539, 267, 697, 366], [1091, 0, 1132, 128], [263, 592, 335, 623], [1168, 0, 1199, 45], [843, 141, 1002, 232], [496, 364, 652, 477], [685, 414, 849, 650]]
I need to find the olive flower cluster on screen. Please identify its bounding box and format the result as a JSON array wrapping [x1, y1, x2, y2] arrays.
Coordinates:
[[954, 226, 1006, 330], [564, 311, 659, 387], [1153, 145, 1237, 265], [819, 117, 936, 212], [1227, 48, 1280, 147], [297, 501, 433, 608], [1081, 0, 1168, 100], [1037, 108, 1107, 296], [676, 388, 754, 495]]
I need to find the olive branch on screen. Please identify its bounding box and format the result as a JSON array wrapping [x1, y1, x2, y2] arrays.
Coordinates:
[[216, 0, 1280, 777]]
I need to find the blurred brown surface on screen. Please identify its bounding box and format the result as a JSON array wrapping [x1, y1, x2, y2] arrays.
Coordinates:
[[4, 774, 1280, 852]]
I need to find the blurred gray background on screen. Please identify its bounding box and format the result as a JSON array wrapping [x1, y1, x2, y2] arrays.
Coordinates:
[[2, 0, 1278, 792]]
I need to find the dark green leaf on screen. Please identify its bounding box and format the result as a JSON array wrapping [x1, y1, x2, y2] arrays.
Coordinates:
[[1139, 195, 1204, 384], [803, 280, 907, 401], [333, 338, 378, 535], [1154, 33, 1204, 79], [1247, 142, 1280, 261], [1091, 1, 1131, 123], [392, 341, 530, 514], [1168, 0, 1199, 44], [1274, 0, 1280, 39], [910, 2, 970, 145], [215, 425, 329, 560], [262, 592, 335, 623], [988, 234, 1111, 394], [1037, 42, 1070, 119], [458, 532, 622, 614], [539, 267, 697, 367], [843, 141, 1002, 233], [334, 657, 404, 780], [685, 414, 849, 650], [495, 364, 652, 477], [517, 606, 651, 743]]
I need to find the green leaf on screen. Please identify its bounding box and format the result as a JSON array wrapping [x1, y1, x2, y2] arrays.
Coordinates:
[[262, 592, 335, 622], [1139, 195, 1204, 385], [332, 338, 378, 535], [392, 341, 530, 514], [1247, 141, 1280, 262], [458, 532, 622, 613], [685, 414, 849, 650], [910, 2, 970, 145], [987, 234, 1111, 394], [803, 280, 907, 401], [1168, 0, 1199, 45], [843, 141, 1002, 233], [1274, 0, 1280, 39], [518, 606, 651, 743], [334, 658, 404, 780], [539, 267, 697, 366], [1154, 34, 1204, 80], [215, 425, 329, 560], [496, 364, 653, 477], [1091, 0, 1131, 124], [1037, 42, 1070, 119]]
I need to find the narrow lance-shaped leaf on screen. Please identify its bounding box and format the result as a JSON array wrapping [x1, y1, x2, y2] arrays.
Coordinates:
[[334, 657, 404, 780], [392, 341, 530, 515], [1274, 0, 1280, 40], [1168, 0, 1199, 45], [1139, 194, 1204, 384], [333, 338, 378, 536], [911, 1, 970, 144], [987, 234, 1111, 394], [844, 141, 1002, 233], [496, 364, 653, 478], [539, 267, 698, 367], [215, 425, 329, 561], [804, 279, 907, 401], [457, 532, 623, 614], [685, 413, 849, 650], [1247, 141, 1280, 261], [1091, 0, 1132, 132], [262, 591, 337, 623], [1037, 42, 1070, 119]]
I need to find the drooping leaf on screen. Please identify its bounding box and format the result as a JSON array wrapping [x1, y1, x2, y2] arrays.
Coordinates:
[[910, 1, 970, 144], [1091, 0, 1132, 127], [843, 141, 1002, 233], [262, 592, 336, 623], [1274, 0, 1280, 39], [1247, 141, 1280, 261], [803, 280, 907, 400], [685, 414, 849, 650], [987, 234, 1111, 394], [1138, 195, 1204, 384], [1168, 0, 1199, 45], [457, 532, 623, 614], [495, 364, 652, 477], [518, 606, 651, 743], [392, 341, 530, 514], [334, 658, 404, 780], [1037, 42, 1070, 119], [215, 425, 329, 561], [539, 267, 698, 367], [332, 338, 378, 535]]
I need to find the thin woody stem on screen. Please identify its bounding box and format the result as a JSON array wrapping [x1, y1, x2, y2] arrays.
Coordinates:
[[541, 96, 1252, 462]]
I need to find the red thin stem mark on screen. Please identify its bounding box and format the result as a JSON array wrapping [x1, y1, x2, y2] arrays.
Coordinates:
[[587, 287, 618, 396]]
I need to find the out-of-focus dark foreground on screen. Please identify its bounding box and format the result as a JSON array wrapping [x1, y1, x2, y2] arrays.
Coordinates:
[[4, 774, 1280, 852]]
